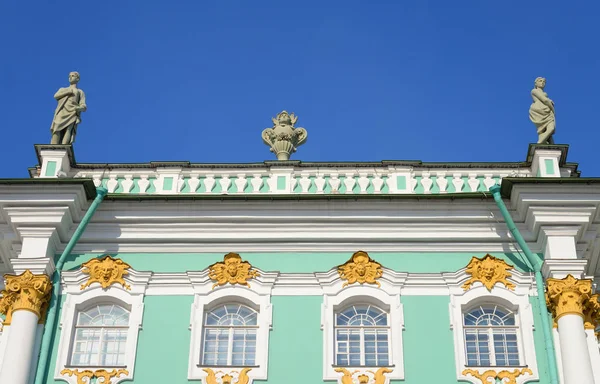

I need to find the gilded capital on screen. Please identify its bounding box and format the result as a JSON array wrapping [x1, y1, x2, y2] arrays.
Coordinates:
[[546, 274, 593, 321], [583, 293, 600, 330], [0, 270, 52, 325]]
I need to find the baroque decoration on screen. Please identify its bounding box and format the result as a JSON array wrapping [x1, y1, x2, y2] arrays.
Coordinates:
[[80, 255, 131, 291], [208, 252, 259, 289], [546, 274, 595, 324], [203, 368, 252, 384], [60, 368, 129, 384], [462, 368, 533, 384], [334, 367, 392, 384], [0, 270, 52, 325], [261, 110, 308, 160], [338, 251, 383, 288], [462, 254, 515, 292]]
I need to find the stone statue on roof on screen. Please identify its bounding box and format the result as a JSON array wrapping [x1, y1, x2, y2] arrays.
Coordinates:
[[262, 111, 308, 160], [529, 77, 555, 144], [50, 72, 87, 145]]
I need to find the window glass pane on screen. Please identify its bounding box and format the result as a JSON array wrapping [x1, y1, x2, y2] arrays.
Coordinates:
[[204, 304, 258, 326]]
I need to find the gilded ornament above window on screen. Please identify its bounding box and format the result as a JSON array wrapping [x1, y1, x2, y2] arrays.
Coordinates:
[[462, 254, 515, 291], [334, 367, 392, 384], [462, 368, 532, 384], [337, 251, 383, 288], [80, 255, 131, 291], [208, 253, 259, 289], [203, 368, 252, 384]]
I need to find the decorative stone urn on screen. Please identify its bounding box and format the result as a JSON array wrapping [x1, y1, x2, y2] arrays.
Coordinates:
[[262, 111, 308, 160]]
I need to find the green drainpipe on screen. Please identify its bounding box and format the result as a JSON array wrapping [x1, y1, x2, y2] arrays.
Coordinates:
[[489, 185, 559, 384], [33, 187, 108, 384]]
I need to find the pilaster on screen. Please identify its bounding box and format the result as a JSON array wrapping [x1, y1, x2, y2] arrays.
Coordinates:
[[527, 144, 565, 178], [35, 145, 74, 178]]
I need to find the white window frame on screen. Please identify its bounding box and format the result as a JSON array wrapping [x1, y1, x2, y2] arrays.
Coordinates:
[[450, 286, 539, 384], [188, 271, 275, 384], [55, 268, 149, 384], [321, 284, 404, 383]]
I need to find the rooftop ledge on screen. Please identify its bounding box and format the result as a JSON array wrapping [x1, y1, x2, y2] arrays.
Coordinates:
[[27, 144, 580, 196]]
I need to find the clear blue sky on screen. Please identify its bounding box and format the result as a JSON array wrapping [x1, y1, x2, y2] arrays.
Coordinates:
[[1, 2, 599, 177]]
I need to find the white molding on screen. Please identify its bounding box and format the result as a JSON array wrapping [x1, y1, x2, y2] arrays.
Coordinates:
[[449, 286, 539, 384], [187, 271, 276, 383], [321, 281, 405, 383], [55, 267, 150, 384]]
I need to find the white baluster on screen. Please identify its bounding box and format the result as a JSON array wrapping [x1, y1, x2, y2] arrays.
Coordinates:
[[138, 175, 150, 193], [436, 172, 448, 193], [372, 174, 384, 193], [314, 175, 326, 193], [106, 176, 119, 193], [467, 174, 480, 192], [121, 175, 134, 194], [411, 176, 418, 192], [177, 176, 186, 192], [329, 174, 341, 194], [188, 175, 200, 193], [204, 175, 216, 193], [92, 175, 102, 188], [483, 174, 496, 190], [421, 172, 433, 194], [452, 173, 464, 192], [343, 173, 356, 194], [357, 172, 370, 193], [235, 174, 247, 193], [219, 176, 231, 194], [290, 175, 298, 193], [299, 174, 311, 193], [250, 174, 263, 193]]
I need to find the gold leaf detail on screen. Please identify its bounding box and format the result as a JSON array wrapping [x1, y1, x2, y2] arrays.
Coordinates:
[[583, 293, 600, 330], [462, 254, 515, 291], [61, 368, 129, 384], [334, 367, 392, 384], [203, 367, 252, 384], [208, 253, 259, 289], [0, 270, 52, 324], [546, 274, 593, 321], [338, 251, 383, 288], [80, 255, 131, 290], [462, 368, 533, 384]]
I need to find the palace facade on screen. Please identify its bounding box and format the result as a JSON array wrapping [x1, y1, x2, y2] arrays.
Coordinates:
[[0, 141, 599, 384]]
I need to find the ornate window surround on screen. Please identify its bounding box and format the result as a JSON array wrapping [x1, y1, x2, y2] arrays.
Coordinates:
[[320, 281, 405, 383], [449, 285, 539, 384], [54, 267, 150, 384], [187, 270, 276, 384]]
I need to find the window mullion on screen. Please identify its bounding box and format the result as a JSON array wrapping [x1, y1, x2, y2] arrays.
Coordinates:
[[359, 327, 365, 366], [227, 326, 234, 366], [488, 328, 496, 366], [98, 327, 105, 366]]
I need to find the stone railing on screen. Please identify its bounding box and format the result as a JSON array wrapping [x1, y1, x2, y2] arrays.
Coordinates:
[[70, 168, 530, 195]]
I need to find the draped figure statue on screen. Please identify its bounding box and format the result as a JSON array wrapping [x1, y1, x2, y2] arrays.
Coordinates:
[[529, 77, 555, 144], [50, 72, 87, 145]]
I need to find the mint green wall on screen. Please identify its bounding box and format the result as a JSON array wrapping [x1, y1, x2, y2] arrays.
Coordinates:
[[42, 252, 547, 383]]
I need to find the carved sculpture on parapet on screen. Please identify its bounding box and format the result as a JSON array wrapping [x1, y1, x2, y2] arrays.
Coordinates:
[[50, 71, 87, 145], [338, 251, 383, 288], [0, 270, 52, 325], [80, 255, 131, 291], [529, 77, 556, 144], [61, 368, 129, 384], [462, 254, 515, 292], [462, 368, 533, 384], [208, 252, 260, 289], [546, 274, 595, 324], [203, 367, 252, 384], [334, 367, 392, 384], [261, 110, 308, 160]]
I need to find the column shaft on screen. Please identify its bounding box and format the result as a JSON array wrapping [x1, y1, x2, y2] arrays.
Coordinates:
[[0, 310, 40, 384]]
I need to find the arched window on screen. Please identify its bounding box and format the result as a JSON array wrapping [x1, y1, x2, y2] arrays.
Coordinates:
[[70, 304, 130, 367], [202, 304, 258, 366], [335, 304, 389, 367], [463, 305, 520, 367]]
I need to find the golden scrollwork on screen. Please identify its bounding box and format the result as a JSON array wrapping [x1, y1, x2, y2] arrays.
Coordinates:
[[208, 253, 259, 289], [462, 254, 515, 291], [203, 367, 252, 384], [338, 251, 383, 288], [80, 255, 131, 290], [334, 367, 392, 384], [0, 270, 52, 325], [583, 293, 600, 330], [546, 274, 593, 321], [60, 368, 129, 384], [462, 368, 533, 384]]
